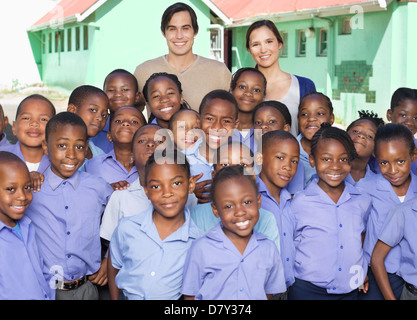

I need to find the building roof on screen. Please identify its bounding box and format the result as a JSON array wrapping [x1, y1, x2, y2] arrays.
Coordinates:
[[29, 0, 107, 31], [29, 0, 409, 31], [207, 0, 395, 25]]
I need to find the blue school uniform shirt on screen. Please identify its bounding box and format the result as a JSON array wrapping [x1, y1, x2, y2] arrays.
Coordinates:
[[0, 216, 52, 300], [190, 202, 281, 250], [256, 175, 296, 288], [296, 133, 316, 185], [182, 137, 213, 183], [362, 172, 417, 273], [0, 141, 50, 173], [110, 207, 203, 300], [89, 118, 113, 154], [378, 198, 417, 287], [344, 164, 377, 189], [291, 177, 371, 294], [0, 133, 10, 147], [230, 127, 257, 154], [181, 222, 286, 300], [25, 167, 113, 284], [83, 149, 138, 184]]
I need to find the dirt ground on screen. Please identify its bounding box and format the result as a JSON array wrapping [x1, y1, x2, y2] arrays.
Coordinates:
[[0, 86, 68, 143]]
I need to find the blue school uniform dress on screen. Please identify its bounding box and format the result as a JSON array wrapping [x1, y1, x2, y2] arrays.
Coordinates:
[[190, 202, 281, 250], [110, 207, 203, 300], [289, 177, 371, 299], [378, 198, 417, 298], [256, 175, 296, 288], [83, 149, 138, 184], [361, 172, 417, 299], [296, 134, 316, 186], [181, 223, 286, 300], [0, 216, 52, 300], [0, 141, 50, 173], [25, 167, 113, 286]]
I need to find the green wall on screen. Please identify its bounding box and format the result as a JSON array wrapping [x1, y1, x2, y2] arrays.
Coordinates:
[[33, 0, 211, 92]]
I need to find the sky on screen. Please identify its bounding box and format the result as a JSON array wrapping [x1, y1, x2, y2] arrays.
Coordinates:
[[0, 0, 58, 88]]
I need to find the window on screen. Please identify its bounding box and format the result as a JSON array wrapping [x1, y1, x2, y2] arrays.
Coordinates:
[[67, 28, 72, 51], [75, 26, 80, 51], [209, 25, 224, 62], [42, 33, 46, 54], [279, 31, 288, 58], [83, 25, 88, 50], [297, 30, 306, 57], [318, 28, 328, 56], [48, 33, 52, 53], [60, 30, 65, 52], [55, 31, 60, 52], [342, 17, 352, 34]]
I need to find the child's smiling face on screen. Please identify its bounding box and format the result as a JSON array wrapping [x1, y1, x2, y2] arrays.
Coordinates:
[[253, 105, 290, 142], [200, 98, 238, 150], [43, 124, 88, 179], [211, 176, 260, 240], [387, 99, 417, 135], [298, 95, 334, 141], [144, 163, 194, 219], [148, 77, 183, 122], [309, 138, 351, 191], [231, 70, 265, 113], [376, 139, 417, 191], [347, 119, 377, 159], [104, 72, 141, 113], [0, 160, 33, 227], [108, 107, 145, 145], [171, 110, 201, 150], [13, 98, 54, 149]]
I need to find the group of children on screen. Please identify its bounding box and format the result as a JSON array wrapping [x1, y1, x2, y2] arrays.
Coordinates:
[[1, 65, 417, 300]]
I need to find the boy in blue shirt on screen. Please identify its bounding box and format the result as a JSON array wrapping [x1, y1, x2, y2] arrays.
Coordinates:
[[67, 85, 110, 159], [0, 151, 51, 300], [108, 150, 203, 300], [84, 106, 146, 190], [26, 112, 113, 300]]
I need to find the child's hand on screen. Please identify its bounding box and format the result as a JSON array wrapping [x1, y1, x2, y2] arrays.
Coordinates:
[[110, 180, 130, 191], [89, 258, 108, 286], [30, 171, 44, 193], [358, 275, 369, 294], [193, 173, 212, 204]]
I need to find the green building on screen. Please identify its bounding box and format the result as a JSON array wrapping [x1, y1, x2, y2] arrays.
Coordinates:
[[28, 0, 417, 125]]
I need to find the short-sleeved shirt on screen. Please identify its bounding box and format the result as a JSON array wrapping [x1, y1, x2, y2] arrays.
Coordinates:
[[110, 207, 203, 300], [296, 133, 316, 185], [291, 177, 371, 294], [190, 202, 281, 250], [83, 149, 138, 184], [256, 176, 296, 288], [25, 167, 113, 283], [362, 173, 417, 272], [0, 216, 51, 300], [379, 198, 417, 286], [181, 223, 286, 300], [0, 133, 10, 147], [0, 141, 50, 173]]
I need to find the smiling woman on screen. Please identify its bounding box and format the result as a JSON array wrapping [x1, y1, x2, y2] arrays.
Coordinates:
[[246, 20, 316, 136]]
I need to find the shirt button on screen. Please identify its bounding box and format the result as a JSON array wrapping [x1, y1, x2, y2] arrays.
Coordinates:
[[240, 288, 244, 292], [283, 232, 286, 236], [339, 224, 343, 228], [340, 245, 343, 249], [67, 254, 71, 258], [150, 271, 155, 276], [67, 231, 70, 235], [65, 206, 68, 210], [338, 268, 342, 271]]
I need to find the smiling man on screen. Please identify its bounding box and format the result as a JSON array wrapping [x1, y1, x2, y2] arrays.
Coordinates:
[[134, 2, 231, 113]]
